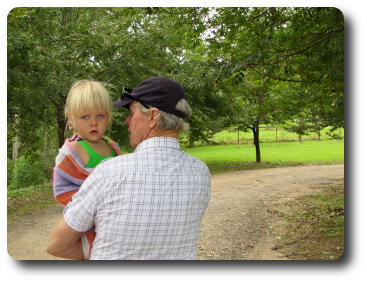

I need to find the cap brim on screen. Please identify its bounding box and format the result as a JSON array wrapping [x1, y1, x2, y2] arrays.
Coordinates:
[[113, 97, 134, 108]]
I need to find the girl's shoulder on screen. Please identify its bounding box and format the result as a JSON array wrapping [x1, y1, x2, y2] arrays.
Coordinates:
[[69, 140, 80, 149], [65, 133, 82, 142], [102, 135, 121, 155], [65, 134, 84, 147], [68, 139, 89, 164]]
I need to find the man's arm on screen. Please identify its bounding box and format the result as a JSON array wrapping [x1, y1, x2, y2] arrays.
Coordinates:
[[47, 218, 84, 260]]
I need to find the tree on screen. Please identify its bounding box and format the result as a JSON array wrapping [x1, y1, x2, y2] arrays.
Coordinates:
[[8, 8, 111, 150], [8, 7, 344, 168], [284, 116, 311, 143], [202, 7, 343, 161], [8, 7, 196, 151], [221, 71, 282, 162]]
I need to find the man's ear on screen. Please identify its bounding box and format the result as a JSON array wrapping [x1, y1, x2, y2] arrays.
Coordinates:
[[148, 108, 160, 128]]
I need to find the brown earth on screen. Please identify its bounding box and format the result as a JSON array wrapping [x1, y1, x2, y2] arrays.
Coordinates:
[[7, 164, 344, 260]]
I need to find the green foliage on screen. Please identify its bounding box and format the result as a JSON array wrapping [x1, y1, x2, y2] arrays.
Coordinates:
[[109, 109, 133, 152], [201, 7, 343, 161], [325, 128, 344, 140], [284, 118, 311, 142], [9, 155, 48, 190], [7, 7, 344, 167]]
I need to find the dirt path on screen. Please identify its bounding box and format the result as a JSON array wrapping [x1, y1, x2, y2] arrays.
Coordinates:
[[7, 164, 344, 260]]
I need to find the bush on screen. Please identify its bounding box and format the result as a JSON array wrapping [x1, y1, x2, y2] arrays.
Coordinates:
[[9, 156, 47, 190]]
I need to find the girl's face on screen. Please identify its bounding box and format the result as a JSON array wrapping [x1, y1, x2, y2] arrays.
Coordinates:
[[73, 110, 109, 143]]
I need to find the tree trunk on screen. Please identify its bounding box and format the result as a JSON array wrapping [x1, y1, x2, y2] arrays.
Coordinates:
[[56, 113, 66, 148], [12, 136, 20, 160], [298, 134, 302, 143], [251, 125, 261, 163], [12, 114, 20, 160], [51, 93, 67, 148]]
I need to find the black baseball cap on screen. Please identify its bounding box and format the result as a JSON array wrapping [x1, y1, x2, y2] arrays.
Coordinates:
[[113, 76, 188, 118]]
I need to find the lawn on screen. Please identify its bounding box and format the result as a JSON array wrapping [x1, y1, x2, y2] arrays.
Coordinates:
[[209, 127, 344, 144], [183, 140, 344, 173], [183, 140, 344, 163]]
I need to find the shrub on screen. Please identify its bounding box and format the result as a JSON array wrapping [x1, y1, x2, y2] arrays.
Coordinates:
[[9, 156, 47, 190]]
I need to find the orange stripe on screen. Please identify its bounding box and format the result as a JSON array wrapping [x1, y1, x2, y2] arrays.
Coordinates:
[[58, 155, 90, 180], [85, 232, 96, 246], [55, 190, 78, 206]]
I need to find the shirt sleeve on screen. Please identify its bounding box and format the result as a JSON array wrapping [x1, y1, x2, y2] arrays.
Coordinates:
[[63, 169, 105, 232]]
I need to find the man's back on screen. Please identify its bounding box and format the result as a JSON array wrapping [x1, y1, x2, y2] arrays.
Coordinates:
[[67, 137, 211, 260]]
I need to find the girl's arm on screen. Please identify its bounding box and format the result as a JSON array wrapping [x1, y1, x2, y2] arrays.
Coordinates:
[[53, 141, 90, 206]]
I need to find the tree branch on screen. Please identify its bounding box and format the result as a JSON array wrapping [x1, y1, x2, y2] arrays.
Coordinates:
[[249, 67, 302, 83], [281, 27, 343, 59]]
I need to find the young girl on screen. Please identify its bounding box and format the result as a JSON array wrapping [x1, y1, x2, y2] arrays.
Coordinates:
[[52, 79, 121, 259]]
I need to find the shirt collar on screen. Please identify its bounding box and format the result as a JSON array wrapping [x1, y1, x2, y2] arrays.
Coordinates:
[[135, 137, 181, 152]]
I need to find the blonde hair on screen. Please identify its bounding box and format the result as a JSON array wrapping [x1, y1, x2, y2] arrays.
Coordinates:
[[64, 79, 112, 133]]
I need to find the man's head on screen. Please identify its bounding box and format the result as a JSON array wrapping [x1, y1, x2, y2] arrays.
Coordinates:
[[114, 77, 192, 148]]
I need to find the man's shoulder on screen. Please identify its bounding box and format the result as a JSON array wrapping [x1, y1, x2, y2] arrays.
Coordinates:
[[183, 153, 210, 172], [95, 152, 137, 171], [96, 149, 210, 176]]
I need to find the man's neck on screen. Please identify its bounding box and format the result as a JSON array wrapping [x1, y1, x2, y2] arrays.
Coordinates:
[[147, 128, 180, 140]]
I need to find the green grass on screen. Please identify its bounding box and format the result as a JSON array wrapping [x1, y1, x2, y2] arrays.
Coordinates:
[[209, 127, 344, 144], [183, 140, 344, 173], [7, 183, 55, 220]]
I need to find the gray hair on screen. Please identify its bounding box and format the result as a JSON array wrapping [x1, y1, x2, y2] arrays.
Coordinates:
[[140, 99, 192, 131]]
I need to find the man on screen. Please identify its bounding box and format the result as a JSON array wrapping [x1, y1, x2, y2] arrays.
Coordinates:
[[47, 77, 211, 260]]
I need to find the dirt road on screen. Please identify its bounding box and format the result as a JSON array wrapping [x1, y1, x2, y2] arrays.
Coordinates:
[[7, 164, 344, 260]]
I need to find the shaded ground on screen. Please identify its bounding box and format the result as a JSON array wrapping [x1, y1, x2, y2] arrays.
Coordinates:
[[7, 164, 344, 260]]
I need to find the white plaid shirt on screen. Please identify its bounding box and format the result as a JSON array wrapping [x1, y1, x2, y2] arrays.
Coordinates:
[[64, 137, 211, 260]]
